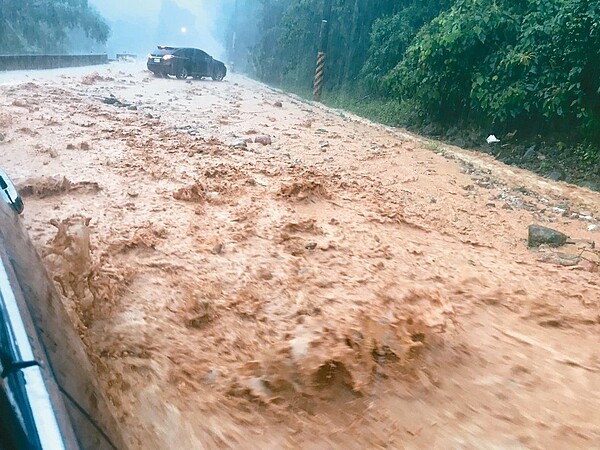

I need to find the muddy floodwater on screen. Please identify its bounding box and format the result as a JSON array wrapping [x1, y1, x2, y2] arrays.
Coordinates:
[[2, 62, 600, 448]]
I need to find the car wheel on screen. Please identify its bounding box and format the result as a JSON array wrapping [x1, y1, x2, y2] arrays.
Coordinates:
[[176, 66, 189, 80], [212, 70, 225, 81]]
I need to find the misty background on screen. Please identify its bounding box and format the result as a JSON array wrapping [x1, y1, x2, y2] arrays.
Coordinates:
[[88, 0, 227, 58]]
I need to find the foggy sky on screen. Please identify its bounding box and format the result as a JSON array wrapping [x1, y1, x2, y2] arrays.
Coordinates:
[[89, 0, 225, 58]]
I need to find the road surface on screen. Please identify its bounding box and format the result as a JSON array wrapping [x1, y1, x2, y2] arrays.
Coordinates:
[[2, 62, 600, 449]]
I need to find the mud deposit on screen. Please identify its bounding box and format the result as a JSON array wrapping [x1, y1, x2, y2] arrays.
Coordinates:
[[3, 63, 600, 448]]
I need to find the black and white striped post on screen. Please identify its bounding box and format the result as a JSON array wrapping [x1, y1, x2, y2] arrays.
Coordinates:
[[313, 0, 332, 101], [313, 50, 326, 100]]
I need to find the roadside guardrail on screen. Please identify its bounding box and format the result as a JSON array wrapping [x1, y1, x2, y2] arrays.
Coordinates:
[[0, 54, 108, 71]]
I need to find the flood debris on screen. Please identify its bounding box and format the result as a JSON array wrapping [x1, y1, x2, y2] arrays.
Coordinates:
[[42, 216, 126, 329], [101, 94, 132, 108], [4, 63, 600, 450], [537, 251, 581, 266], [81, 72, 114, 85], [173, 183, 206, 202], [16, 176, 100, 198]]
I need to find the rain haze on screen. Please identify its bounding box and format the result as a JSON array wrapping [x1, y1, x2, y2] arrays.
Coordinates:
[[89, 0, 226, 58]]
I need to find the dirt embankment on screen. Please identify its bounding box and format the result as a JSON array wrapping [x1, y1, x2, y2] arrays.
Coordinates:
[[2, 63, 600, 448]]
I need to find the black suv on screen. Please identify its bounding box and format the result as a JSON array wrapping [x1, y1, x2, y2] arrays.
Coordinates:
[[147, 46, 227, 81]]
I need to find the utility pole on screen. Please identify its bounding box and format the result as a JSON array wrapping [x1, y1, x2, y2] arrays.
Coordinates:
[[313, 0, 332, 101]]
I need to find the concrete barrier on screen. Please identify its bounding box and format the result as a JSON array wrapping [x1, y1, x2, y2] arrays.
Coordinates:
[[116, 53, 137, 61], [0, 54, 108, 71]]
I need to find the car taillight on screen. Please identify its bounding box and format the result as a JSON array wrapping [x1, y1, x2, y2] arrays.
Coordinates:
[[147, 54, 152, 59], [163, 55, 174, 60]]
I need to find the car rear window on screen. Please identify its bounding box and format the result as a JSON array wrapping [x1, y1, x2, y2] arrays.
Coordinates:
[[151, 49, 175, 56]]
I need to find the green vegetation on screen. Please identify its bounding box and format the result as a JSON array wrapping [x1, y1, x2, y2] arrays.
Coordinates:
[[0, 0, 109, 54], [388, 0, 600, 138], [225, 0, 600, 186], [320, 91, 414, 128]]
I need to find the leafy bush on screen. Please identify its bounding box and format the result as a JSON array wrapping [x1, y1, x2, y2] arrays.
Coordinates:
[[385, 0, 600, 139], [362, 1, 454, 92]]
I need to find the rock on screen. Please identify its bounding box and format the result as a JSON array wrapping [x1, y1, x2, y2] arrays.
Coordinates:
[[478, 143, 495, 155], [11, 99, 29, 108], [0, 132, 4, 142], [446, 126, 459, 137], [547, 170, 565, 181], [273, 101, 283, 107], [128, 105, 138, 111], [522, 145, 536, 161], [551, 204, 568, 215], [232, 138, 248, 149], [80, 142, 91, 151], [422, 123, 441, 136], [256, 268, 273, 280], [451, 137, 466, 148], [205, 369, 220, 384], [577, 181, 600, 192], [254, 135, 272, 146], [528, 224, 568, 248], [305, 242, 317, 250], [588, 224, 599, 232]]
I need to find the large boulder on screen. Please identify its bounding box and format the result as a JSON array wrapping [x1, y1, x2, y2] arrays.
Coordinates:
[[547, 170, 565, 182], [528, 224, 568, 248]]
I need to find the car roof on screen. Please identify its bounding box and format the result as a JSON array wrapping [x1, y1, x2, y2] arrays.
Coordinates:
[[156, 46, 211, 56]]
